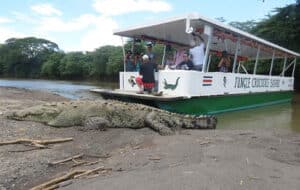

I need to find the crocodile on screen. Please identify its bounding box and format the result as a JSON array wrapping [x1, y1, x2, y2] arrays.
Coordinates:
[[7, 100, 217, 135]]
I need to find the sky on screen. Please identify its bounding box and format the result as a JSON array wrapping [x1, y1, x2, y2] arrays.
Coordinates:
[[0, 0, 296, 52]]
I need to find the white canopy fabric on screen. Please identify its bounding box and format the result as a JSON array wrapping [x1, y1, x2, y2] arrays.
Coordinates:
[[114, 13, 300, 60]]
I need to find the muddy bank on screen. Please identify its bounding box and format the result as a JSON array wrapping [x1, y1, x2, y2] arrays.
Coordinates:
[[0, 87, 299, 190]]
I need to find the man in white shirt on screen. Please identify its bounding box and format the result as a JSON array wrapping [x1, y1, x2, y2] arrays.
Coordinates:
[[189, 33, 205, 71]]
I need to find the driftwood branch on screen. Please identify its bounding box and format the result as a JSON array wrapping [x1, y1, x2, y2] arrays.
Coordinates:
[[0, 138, 73, 148], [49, 154, 104, 168], [49, 154, 84, 166], [72, 159, 102, 168], [38, 180, 73, 190], [30, 170, 85, 190], [83, 160, 102, 166], [31, 166, 112, 190], [8, 148, 40, 153], [74, 166, 105, 179]]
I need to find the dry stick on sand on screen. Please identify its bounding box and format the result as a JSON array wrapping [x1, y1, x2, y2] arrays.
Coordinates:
[[8, 147, 41, 153], [74, 166, 105, 179], [72, 159, 101, 168], [0, 138, 73, 148], [74, 166, 113, 179], [50, 154, 104, 167], [41, 180, 73, 190], [49, 154, 84, 166], [83, 153, 112, 159], [31, 167, 113, 190], [83, 159, 102, 166], [30, 170, 85, 190], [149, 157, 161, 161], [71, 160, 89, 168]]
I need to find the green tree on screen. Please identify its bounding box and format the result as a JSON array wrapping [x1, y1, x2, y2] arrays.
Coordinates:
[[0, 37, 59, 78], [90, 46, 123, 79], [250, 2, 300, 88], [41, 52, 65, 78], [106, 49, 123, 76], [251, 3, 300, 52], [59, 52, 87, 79], [229, 20, 257, 32]]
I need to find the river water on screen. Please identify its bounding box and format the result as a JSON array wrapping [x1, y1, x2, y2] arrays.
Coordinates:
[[0, 79, 299, 132], [0, 79, 117, 99]]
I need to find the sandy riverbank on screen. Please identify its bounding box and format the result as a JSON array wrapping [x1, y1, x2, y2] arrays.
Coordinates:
[[0, 87, 299, 190]]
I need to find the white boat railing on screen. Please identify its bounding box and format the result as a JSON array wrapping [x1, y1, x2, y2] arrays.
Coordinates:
[[280, 58, 296, 76]]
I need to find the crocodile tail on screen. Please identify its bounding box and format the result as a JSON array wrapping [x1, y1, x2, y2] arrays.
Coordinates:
[[175, 77, 180, 87]]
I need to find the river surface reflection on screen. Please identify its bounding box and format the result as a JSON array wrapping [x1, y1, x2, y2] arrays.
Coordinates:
[[218, 100, 300, 132], [1, 79, 299, 132]]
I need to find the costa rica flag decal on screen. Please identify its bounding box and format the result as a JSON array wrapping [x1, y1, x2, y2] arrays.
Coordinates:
[[202, 76, 213, 86]]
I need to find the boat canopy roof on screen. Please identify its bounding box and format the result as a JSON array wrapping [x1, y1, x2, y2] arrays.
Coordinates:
[[114, 13, 300, 60]]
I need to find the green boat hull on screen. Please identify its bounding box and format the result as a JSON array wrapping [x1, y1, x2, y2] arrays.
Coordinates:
[[156, 91, 293, 115]]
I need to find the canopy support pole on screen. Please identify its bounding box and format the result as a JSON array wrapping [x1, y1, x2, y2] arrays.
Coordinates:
[[281, 59, 295, 76], [237, 62, 241, 73], [162, 45, 167, 66], [185, 16, 193, 33], [131, 40, 135, 54], [206, 54, 212, 72], [292, 57, 297, 77], [241, 63, 249, 74], [253, 46, 260, 74], [121, 37, 126, 72], [202, 26, 213, 73], [282, 56, 287, 76], [120, 37, 127, 90], [269, 50, 275, 76], [232, 37, 240, 73], [224, 39, 228, 52]]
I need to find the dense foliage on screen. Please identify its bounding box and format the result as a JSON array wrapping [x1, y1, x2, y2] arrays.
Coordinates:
[[0, 37, 59, 78], [0, 38, 127, 80], [228, 2, 300, 88], [0, 2, 299, 87], [0, 38, 166, 80]]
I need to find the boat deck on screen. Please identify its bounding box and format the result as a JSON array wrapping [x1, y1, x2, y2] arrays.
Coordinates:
[[90, 88, 186, 101]]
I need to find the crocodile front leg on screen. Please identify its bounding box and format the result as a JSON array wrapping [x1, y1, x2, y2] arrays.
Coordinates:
[[84, 116, 110, 131], [145, 112, 175, 135]]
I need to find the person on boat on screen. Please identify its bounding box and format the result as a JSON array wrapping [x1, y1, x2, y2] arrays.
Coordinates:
[[134, 52, 142, 72], [135, 54, 156, 94], [189, 32, 205, 71], [125, 50, 136, 71], [174, 47, 187, 67], [176, 52, 194, 70], [146, 42, 156, 62], [218, 51, 231, 72], [164, 45, 177, 69]]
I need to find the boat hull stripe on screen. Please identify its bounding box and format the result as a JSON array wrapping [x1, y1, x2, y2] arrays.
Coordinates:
[[156, 91, 293, 115]]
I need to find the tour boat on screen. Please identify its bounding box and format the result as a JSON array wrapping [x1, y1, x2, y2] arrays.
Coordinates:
[[91, 13, 299, 115]]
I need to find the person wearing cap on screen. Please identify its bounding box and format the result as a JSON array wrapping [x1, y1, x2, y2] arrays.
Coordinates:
[[189, 33, 205, 71], [176, 52, 194, 70], [135, 54, 157, 94], [145, 42, 156, 62]]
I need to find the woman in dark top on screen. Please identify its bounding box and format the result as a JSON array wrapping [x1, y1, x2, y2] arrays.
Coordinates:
[[135, 54, 156, 93]]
